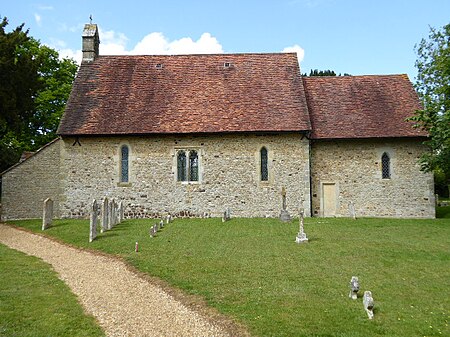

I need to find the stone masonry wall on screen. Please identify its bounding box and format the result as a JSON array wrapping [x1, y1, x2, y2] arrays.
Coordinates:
[[60, 133, 311, 219], [311, 138, 435, 218], [1, 139, 61, 220]]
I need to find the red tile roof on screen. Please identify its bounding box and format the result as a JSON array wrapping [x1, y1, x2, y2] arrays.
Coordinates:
[[57, 53, 311, 135], [302, 75, 426, 139]]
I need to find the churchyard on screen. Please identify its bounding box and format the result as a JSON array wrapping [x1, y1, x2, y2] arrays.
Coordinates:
[[0, 243, 104, 337], [3, 213, 449, 337]]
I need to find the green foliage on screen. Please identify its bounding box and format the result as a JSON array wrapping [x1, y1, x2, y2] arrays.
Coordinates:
[[411, 23, 450, 190], [0, 243, 104, 336], [0, 17, 77, 172], [303, 69, 351, 76], [9, 217, 450, 337]]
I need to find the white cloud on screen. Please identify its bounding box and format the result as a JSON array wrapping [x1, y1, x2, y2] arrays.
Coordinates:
[[122, 31, 223, 55], [282, 44, 305, 63], [34, 13, 42, 26], [54, 29, 224, 64]]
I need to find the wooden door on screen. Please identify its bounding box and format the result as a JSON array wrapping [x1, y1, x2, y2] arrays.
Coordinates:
[[323, 183, 337, 217]]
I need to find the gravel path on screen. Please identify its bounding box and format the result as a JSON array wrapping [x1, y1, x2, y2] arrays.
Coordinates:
[[0, 224, 238, 337]]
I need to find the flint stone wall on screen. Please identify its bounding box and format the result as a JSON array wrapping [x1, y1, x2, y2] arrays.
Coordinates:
[[1, 139, 61, 220], [310, 138, 435, 218], [59, 134, 311, 219]]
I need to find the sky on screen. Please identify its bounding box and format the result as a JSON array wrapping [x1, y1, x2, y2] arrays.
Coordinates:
[[2, 0, 449, 81]]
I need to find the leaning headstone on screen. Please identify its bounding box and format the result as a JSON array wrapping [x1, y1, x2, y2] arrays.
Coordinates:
[[279, 187, 291, 222], [101, 197, 108, 233], [118, 201, 124, 223], [42, 198, 53, 230], [295, 208, 308, 244], [363, 291, 375, 319], [349, 276, 360, 300], [348, 201, 356, 220], [89, 199, 99, 243]]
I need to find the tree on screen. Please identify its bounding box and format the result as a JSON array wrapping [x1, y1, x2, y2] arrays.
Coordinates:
[[303, 69, 351, 76], [411, 23, 450, 196], [0, 17, 77, 172]]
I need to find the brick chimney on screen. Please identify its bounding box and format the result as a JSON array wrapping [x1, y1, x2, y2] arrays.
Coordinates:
[[82, 23, 100, 63]]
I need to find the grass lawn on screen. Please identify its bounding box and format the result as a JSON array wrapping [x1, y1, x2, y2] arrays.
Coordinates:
[[0, 243, 104, 337], [5, 216, 449, 337]]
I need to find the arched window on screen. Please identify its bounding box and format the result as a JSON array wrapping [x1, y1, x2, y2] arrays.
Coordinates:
[[189, 150, 199, 181], [120, 145, 129, 182], [381, 152, 390, 179], [260, 147, 268, 181], [177, 151, 187, 181]]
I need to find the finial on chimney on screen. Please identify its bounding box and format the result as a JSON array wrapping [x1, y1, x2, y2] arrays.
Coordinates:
[[89, 14, 93, 24]]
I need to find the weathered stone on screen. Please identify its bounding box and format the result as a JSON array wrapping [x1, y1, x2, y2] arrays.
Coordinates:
[[349, 276, 359, 300], [101, 197, 108, 233], [363, 291, 374, 319], [295, 208, 308, 244], [42, 198, 53, 230], [222, 208, 231, 222], [311, 139, 435, 218], [348, 201, 356, 220], [280, 187, 292, 222], [89, 199, 98, 242], [159, 219, 164, 228], [118, 200, 124, 223]]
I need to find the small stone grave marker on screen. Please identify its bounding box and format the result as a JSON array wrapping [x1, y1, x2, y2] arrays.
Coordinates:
[[363, 291, 374, 319], [42, 198, 53, 230], [349, 276, 359, 300]]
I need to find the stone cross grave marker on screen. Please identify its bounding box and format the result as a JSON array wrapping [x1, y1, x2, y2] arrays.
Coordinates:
[[89, 199, 99, 243], [279, 187, 291, 222], [101, 197, 108, 233], [349, 276, 360, 300], [42, 198, 53, 230], [295, 207, 308, 244], [363, 291, 375, 319]]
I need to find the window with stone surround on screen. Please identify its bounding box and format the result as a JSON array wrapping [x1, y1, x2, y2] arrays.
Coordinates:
[[120, 145, 129, 182], [381, 152, 390, 179], [260, 147, 269, 181], [177, 149, 199, 182]]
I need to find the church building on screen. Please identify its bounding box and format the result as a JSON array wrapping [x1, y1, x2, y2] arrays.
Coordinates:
[[0, 24, 435, 220]]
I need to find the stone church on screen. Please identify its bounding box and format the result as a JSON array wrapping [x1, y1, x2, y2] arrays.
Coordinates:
[[0, 24, 435, 220]]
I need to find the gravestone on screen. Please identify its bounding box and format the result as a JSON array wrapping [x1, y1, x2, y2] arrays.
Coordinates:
[[108, 199, 114, 229], [160, 219, 164, 229], [101, 197, 108, 233], [222, 208, 231, 222], [279, 187, 291, 222], [349, 276, 360, 300], [89, 199, 99, 243], [295, 208, 308, 244], [118, 201, 124, 223], [42, 198, 53, 230], [348, 201, 356, 220], [166, 214, 172, 224], [363, 291, 374, 319]]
